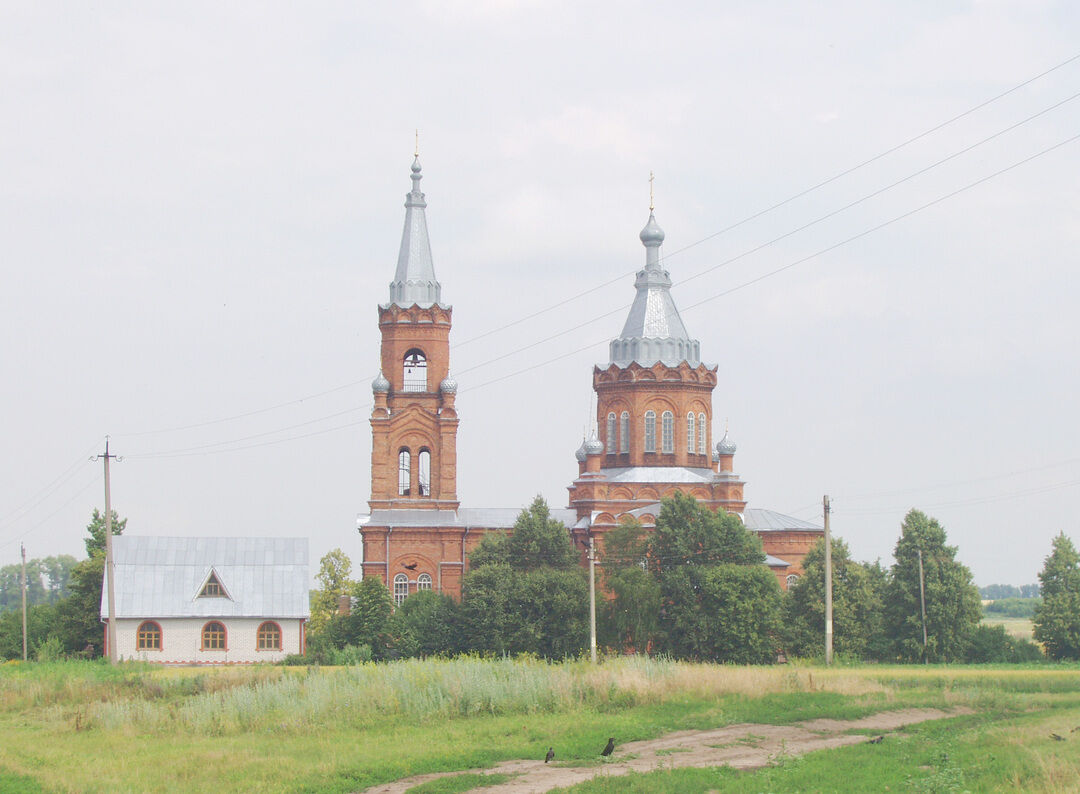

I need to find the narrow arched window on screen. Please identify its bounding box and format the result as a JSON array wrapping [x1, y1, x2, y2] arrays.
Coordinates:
[[620, 412, 629, 453], [201, 621, 226, 651], [644, 411, 656, 453], [393, 573, 409, 606], [785, 574, 800, 589], [403, 349, 427, 392], [418, 449, 431, 496], [257, 621, 282, 651], [662, 411, 674, 453], [698, 413, 707, 454], [136, 621, 161, 651], [686, 413, 696, 454], [417, 573, 432, 591], [398, 448, 411, 496], [606, 413, 616, 454]]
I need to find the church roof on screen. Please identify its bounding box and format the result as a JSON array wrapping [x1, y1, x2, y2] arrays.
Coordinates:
[[360, 507, 579, 530], [387, 155, 443, 308], [743, 508, 822, 531], [609, 211, 701, 368], [599, 466, 719, 484], [101, 536, 309, 620]]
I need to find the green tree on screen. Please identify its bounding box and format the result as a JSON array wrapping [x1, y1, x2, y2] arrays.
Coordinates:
[[599, 520, 660, 653], [387, 590, 461, 658], [459, 564, 517, 656], [783, 538, 885, 660], [54, 555, 105, 655], [967, 623, 1043, 663], [308, 549, 354, 637], [649, 492, 765, 570], [507, 496, 579, 571], [84, 508, 126, 558], [40, 555, 77, 603], [0, 603, 58, 660], [336, 576, 394, 659], [883, 509, 982, 663], [1033, 532, 1080, 660]]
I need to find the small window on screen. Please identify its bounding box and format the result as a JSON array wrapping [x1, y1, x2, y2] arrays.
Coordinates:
[[698, 413, 706, 454], [620, 412, 629, 453], [644, 411, 656, 453], [662, 411, 674, 454], [201, 621, 226, 651], [199, 571, 227, 598], [393, 573, 409, 607], [417, 573, 432, 591], [418, 449, 431, 497], [257, 621, 282, 651], [686, 412, 696, 454], [398, 448, 411, 496], [606, 413, 616, 454], [136, 621, 161, 651], [403, 349, 427, 392], [786, 574, 800, 589]]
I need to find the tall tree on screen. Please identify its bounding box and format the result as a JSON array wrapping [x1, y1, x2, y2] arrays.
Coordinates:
[[599, 520, 660, 653], [649, 492, 764, 571], [84, 508, 126, 558], [308, 549, 354, 636], [54, 555, 105, 655], [336, 576, 394, 659], [784, 537, 885, 660], [883, 509, 981, 663], [1033, 532, 1080, 660], [387, 590, 461, 658]]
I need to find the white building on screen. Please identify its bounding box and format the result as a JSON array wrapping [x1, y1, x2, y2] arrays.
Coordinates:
[[101, 536, 309, 664]]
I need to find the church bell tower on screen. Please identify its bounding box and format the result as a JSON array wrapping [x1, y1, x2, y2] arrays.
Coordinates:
[[368, 155, 459, 511]]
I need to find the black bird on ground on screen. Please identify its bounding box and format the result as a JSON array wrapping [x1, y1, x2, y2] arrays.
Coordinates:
[[1051, 733, 1066, 741], [868, 735, 884, 744], [545, 747, 555, 764], [601, 738, 615, 756], [403, 562, 418, 570]]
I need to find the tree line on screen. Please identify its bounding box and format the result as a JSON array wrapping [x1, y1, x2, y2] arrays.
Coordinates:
[[305, 494, 1080, 665]]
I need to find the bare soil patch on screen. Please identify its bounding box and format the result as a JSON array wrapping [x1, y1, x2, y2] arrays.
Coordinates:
[[361, 707, 971, 794]]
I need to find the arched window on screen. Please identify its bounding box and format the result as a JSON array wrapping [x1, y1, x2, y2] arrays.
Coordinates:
[[418, 448, 431, 497], [398, 448, 411, 496], [393, 573, 409, 606], [201, 621, 226, 651], [606, 413, 616, 454], [136, 621, 161, 651], [417, 573, 432, 591], [662, 411, 674, 454], [698, 413, 707, 454], [686, 413, 696, 454], [786, 574, 800, 589], [256, 621, 282, 651], [644, 411, 656, 453], [620, 412, 629, 453], [403, 349, 427, 392]]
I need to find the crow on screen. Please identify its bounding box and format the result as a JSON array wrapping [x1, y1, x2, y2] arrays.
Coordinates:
[[545, 747, 555, 764], [868, 735, 884, 744], [1051, 733, 1065, 742], [403, 562, 418, 570], [601, 738, 615, 756]]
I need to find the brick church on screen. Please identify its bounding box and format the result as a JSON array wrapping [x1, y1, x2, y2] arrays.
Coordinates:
[[357, 154, 823, 603]]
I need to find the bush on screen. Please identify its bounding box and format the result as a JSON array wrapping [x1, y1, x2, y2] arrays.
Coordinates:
[[984, 598, 1040, 618], [967, 624, 1043, 663], [34, 635, 65, 662]]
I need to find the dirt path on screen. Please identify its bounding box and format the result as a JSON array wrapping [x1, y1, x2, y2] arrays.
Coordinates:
[[361, 707, 970, 794]]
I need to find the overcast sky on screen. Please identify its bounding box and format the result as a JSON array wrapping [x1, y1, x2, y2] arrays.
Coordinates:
[[2, 1, 1078, 587]]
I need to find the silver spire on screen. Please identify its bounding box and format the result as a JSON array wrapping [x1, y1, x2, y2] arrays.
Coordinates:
[[389, 155, 442, 308], [609, 208, 701, 368]]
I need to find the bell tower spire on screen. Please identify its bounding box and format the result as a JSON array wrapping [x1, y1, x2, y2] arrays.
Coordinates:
[[389, 144, 442, 308]]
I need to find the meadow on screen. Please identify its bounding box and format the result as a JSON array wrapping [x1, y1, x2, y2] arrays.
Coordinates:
[[0, 657, 1077, 793]]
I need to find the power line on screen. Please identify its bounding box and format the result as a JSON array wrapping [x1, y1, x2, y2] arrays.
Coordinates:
[[0, 438, 104, 531], [0, 472, 102, 553]]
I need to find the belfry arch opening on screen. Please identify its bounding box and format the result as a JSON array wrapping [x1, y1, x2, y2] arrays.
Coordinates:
[[403, 349, 427, 392]]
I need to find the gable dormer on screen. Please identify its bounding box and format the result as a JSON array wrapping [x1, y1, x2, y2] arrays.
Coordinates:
[[196, 569, 232, 600]]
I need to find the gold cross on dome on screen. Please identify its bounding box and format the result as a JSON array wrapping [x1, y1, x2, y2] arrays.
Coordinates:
[[649, 171, 655, 211]]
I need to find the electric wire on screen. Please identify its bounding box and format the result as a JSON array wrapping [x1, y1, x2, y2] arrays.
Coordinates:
[[0, 438, 104, 531], [0, 472, 102, 552]]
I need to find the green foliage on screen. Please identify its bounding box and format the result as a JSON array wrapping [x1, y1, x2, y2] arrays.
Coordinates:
[[508, 495, 579, 571], [967, 623, 1043, 663], [388, 590, 461, 658], [656, 563, 782, 663], [1033, 532, 1080, 660], [54, 555, 105, 656], [598, 519, 659, 653], [0, 555, 78, 614], [980, 582, 1039, 599], [467, 531, 511, 570], [984, 597, 1040, 618], [649, 491, 764, 571], [308, 548, 355, 637], [783, 538, 886, 660], [0, 603, 57, 661], [884, 509, 982, 663], [337, 576, 395, 659], [84, 508, 126, 558]]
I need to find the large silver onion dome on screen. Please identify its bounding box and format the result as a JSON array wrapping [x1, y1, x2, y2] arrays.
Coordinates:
[[584, 436, 604, 456], [439, 375, 458, 394], [372, 371, 390, 393], [716, 431, 737, 455], [574, 440, 589, 462]]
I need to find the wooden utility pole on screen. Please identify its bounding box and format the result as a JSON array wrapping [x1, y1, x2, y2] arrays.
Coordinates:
[[93, 439, 120, 664], [20, 543, 28, 662], [588, 534, 597, 664], [917, 548, 928, 664], [823, 495, 833, 665]]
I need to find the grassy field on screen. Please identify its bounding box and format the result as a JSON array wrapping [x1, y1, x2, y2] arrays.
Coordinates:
[[983, 615, 1037, 642], [0, 658, 1078, 793]]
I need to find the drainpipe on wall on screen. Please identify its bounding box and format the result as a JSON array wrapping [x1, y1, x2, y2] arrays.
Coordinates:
[[385, 527, 393, 585]]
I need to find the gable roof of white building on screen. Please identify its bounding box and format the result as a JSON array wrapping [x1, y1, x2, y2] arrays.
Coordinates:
[[101, 536, 309, 620]]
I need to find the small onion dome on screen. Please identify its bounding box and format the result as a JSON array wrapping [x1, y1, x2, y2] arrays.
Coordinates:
[[639, 212, 665, 246], [372, 371, 390, 393], [574, 440, 589, 462], [584, 436, 604, 456], [439, 375, 458, 394], [716, 432, 737, 455]]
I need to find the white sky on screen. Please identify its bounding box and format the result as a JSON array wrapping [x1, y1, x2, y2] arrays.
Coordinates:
[[2, 1, 1078, 587]]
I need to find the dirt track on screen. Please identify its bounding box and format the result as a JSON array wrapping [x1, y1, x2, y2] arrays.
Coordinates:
[[361, 707, 970, 793]]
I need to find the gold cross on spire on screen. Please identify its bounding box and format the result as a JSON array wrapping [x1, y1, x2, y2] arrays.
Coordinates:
[[414, 129, 419, 158], [649, 171, 655, 211]]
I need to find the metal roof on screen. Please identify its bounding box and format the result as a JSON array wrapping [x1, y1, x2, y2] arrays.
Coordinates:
[[599, 466, 720, 484], [360, 507, 579, 530], [743, 508, 823, 531], [387, 156, 444, 308], [101, 536, 309, 620]]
